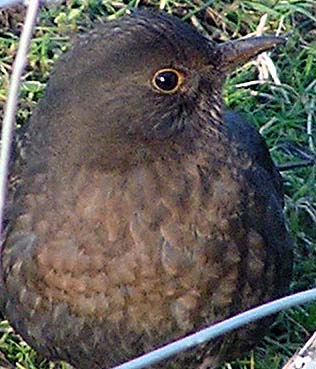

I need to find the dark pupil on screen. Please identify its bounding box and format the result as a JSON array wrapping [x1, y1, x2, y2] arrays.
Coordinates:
[[155, 71, 179, 91]]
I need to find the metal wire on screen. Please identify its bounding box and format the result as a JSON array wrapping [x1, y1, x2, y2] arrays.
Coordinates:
[[0, 0, 40, 238], [110, 289, 316, 369], [0, 0, 21, 7], [0, 0, 60, 7]]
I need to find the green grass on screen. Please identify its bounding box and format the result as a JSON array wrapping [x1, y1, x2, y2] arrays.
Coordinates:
[[0, 0, 315, 368]]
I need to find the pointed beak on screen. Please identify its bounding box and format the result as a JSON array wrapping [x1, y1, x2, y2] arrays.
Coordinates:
[[215, 36, 286, 71]]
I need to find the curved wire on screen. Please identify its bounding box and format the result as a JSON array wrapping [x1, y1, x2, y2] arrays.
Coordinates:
[[111, 289, 316, 369], [0, 0, 40, 238]]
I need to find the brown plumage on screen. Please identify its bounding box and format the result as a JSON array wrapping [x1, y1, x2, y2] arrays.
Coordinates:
[[0, 10, 292, 369]]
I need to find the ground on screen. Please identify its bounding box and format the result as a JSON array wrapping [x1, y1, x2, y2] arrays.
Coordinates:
[[0, 1, 315, 368]]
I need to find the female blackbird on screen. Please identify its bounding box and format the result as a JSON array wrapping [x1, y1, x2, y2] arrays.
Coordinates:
[[0, 10, 292, 369]]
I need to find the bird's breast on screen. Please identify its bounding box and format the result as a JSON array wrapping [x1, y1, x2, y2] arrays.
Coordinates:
[[3, 154, 269, 358]]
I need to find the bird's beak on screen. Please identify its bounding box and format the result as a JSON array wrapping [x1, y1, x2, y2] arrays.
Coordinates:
[[216, 36, 286, 71]]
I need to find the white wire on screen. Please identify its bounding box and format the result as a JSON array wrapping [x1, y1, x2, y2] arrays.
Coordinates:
[[0, 0, 60, 7], [0, 0, 21, 7], [111, 289, 316, 369], [0, 0, 40, 237]]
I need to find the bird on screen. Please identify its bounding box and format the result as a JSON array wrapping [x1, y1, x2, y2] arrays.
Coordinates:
[[0, 9, 293, 369]]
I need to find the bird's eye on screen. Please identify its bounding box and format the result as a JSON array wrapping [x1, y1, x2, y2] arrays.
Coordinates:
[[152, 69, 183, 94]]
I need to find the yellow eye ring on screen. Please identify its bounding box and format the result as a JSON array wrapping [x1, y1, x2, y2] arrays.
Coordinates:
[[152, 68, 184, 94]]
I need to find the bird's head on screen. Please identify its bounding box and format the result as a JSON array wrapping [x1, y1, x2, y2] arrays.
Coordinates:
[[33, 10, 284, 172]]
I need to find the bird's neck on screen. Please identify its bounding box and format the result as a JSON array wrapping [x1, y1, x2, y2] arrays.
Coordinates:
[[26, 92, 227, 179]]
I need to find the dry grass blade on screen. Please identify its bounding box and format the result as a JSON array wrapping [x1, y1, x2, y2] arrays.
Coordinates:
[[282, 332, 316, 369]]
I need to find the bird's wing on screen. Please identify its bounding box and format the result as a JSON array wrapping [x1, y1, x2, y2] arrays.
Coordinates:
[[224, 109, 284, 201], [223, 110, 292, 294]]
